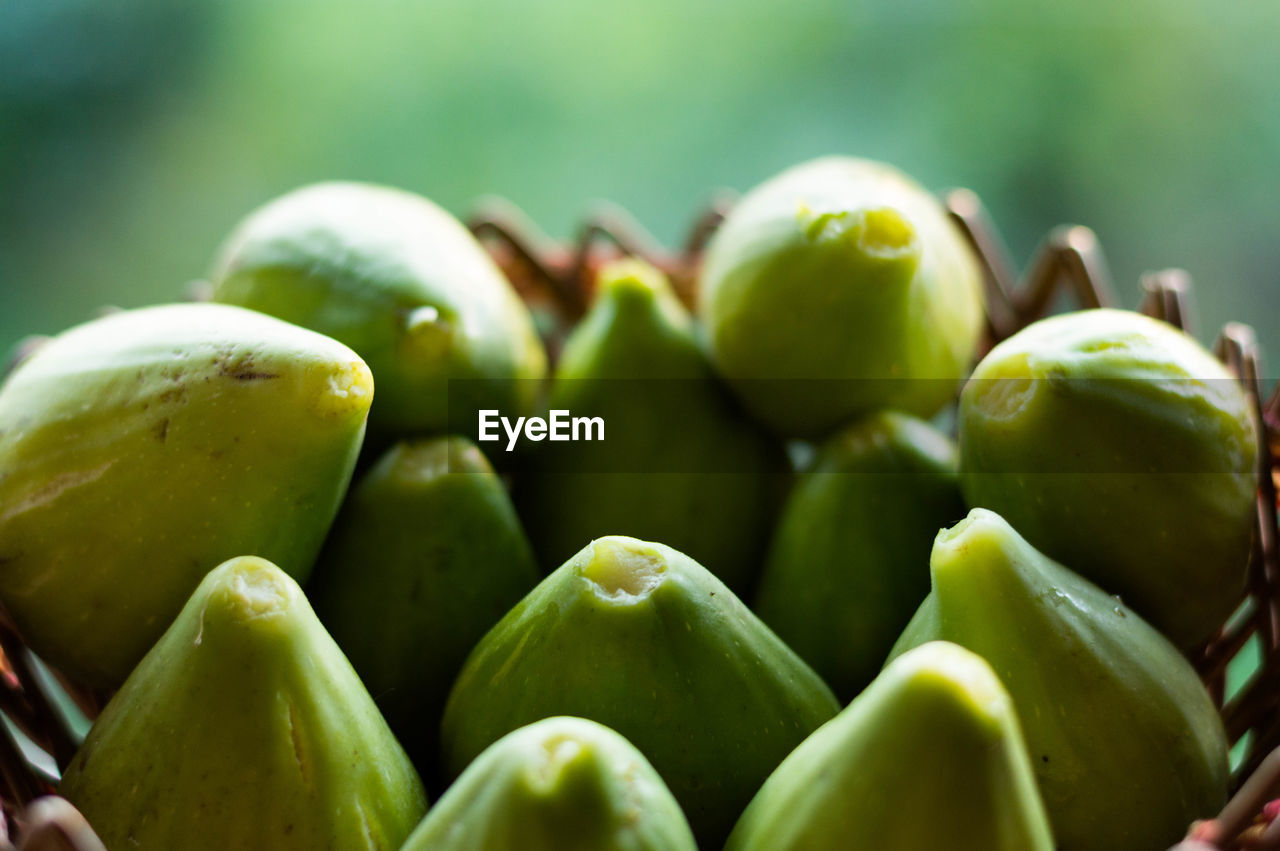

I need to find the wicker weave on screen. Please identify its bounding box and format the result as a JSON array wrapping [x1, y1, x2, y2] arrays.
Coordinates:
[[0, 189, 1276, 850]]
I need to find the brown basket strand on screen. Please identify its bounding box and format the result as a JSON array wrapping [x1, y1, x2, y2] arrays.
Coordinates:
[[467, 195, 731, 325], [944, 187, 1116, 343], [1176, 748, 1280, 850], [0, 618, 77, 778], [0, 189, 1276, 849], [5, 798, 105, 851]]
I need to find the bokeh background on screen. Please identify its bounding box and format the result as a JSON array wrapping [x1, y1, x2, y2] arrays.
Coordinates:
[[2, 0, 1277, 365]]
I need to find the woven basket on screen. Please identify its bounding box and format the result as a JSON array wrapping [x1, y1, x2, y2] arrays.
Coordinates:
[[0, 189, 1276, 850]]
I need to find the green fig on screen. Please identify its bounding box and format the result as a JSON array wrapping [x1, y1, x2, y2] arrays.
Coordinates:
[[441, 535, 839, 847], [754, 411, 966, 701], [890, 509, 1229, 851], [210, 181, 546, 436], [515, 259, 786, 593], [403, 716, 697, 851], [959, 308, 1257, 648], [698, 156, 984, 438], [60, 556, 427, 849], [308, 436, 540, 775], [726, 641, 1054, 851], [0, 303, 371, 686]]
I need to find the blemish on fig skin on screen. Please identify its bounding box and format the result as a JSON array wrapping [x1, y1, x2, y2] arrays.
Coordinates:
[[153, 419, 170, 443], [213, 351, 281, 382], [217, 361, 281, 382], [287, 701, 309, 784], [226, 370, 281, 382], [0, 462, 114, 524]]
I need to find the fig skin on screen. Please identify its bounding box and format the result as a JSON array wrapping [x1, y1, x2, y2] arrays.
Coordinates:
[[211, 181, 546, 437], [698, 156, 984, 438], [515, 259, 787, 594], [0, 303, 371, 687], [307, 436, 540, 778], [60, 556, 427, 850], [725, 641, 1054, 851], [959, 308, 1257, 648], [890, 509, 1230, 851], [402, 717, 697, 851], [441, 535, 839, 848], [754, 410, 966, 701]]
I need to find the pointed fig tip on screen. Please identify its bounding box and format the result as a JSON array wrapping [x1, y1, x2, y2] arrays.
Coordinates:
[[597, 258, 669, 299], [201, 556, 300, 626], [314, 358, 374, 419], [930, 509, 1024, 587], [577, 537, 667, 603], [890, 641, 1013, 734]]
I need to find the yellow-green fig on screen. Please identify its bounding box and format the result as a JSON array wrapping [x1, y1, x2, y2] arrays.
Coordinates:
[[0, 303, 372, 686], [959, 308, 1257, 648], [515, 259, 787, 593], [441, 535, 839, 847], [890, 509, 1229, 851], [60, 556, 427, 850], [402, 717, 696, 851], [754, 411, 965, 701], [211, 181, 546, 436], [698, 156, 984, 437], [308, 436, 540, 775], [725, 641, 1054, 851]]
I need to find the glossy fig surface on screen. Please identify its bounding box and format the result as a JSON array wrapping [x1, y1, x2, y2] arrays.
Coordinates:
[[60, 556, 427, 850], [698, 156, 984, 437], [726, 641, 1054, 851], [516, 259, 785, 593], [891, 509, 1229, 851], [403, 716, 696, 851], [211, 181, 546, 436], [308, 436, 540, 775], [0, 303, 371, 686], [441, 535, 839, 847], [754, 411, 965, 700], [959, 308, 1257, 648]]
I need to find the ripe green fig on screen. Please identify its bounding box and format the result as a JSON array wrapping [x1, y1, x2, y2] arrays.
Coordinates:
[[308, 436, 540, 775], [959, 308, 1257, 648], [890, 509, 1229, 851], [698, 156, 984, 438], [514, 259, 787, 593], [403, 716, 697, 851], [210, 181, 546, 436], [60, 556, 428, 850], [0, 303, 371, 686], [441, 535, 839, 847], [754, 411, 965, 701], [726, 641, 1054, 851]]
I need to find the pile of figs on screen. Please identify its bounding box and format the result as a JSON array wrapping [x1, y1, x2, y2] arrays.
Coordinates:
[[0, 157, 1260, 851]]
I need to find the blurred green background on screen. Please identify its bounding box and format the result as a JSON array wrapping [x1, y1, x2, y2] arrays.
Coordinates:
[[2, 0, 1277, 365]]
